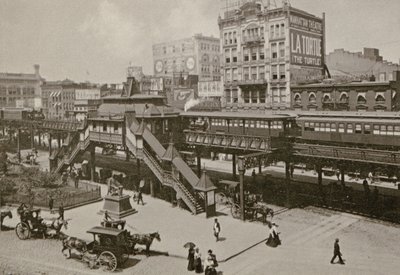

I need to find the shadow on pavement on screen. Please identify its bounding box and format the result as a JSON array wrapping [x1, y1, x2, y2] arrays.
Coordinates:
[[121, 258, 141, 269], [218, 237, 227, 242], [215, 211, 228, 217], [0, 226, 14, 231]]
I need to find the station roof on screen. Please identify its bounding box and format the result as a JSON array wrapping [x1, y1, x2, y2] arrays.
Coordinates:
[[194, 170, 217, 192], [87, 226, 124, 236], [296, 111, 400, 119], [181, 111, 296, 120], [297, 116, 400, 124]]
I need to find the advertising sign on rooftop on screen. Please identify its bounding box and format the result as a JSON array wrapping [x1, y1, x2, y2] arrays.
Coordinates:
[[289, 13, 323, 68], [198, 81, 222, 97]]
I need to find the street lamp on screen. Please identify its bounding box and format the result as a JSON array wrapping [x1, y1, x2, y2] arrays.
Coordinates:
[[238, 155, 245, 221]]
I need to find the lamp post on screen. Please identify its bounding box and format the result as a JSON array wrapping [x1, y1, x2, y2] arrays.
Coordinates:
[[238, 156, 245, 221]]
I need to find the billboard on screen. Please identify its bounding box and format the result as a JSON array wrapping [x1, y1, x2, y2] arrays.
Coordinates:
[[171, 88, 194, 110], [289, 13, 323, 68], [198, 81, 222, 97]]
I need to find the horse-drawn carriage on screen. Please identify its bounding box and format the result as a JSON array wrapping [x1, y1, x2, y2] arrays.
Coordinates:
[[217, 180, 274, 223], [62, 226, 131, 272], [15, 204, 68, 240]]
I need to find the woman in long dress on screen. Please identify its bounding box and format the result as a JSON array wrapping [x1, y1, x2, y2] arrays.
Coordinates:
[[187, 247, 195, 271], [266, 222, 280, 247], [194, 248, 203, 273]]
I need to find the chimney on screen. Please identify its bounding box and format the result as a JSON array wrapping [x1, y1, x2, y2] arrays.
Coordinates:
[[34, 64, 40, 78]]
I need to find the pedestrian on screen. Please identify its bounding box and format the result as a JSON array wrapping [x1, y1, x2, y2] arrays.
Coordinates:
[[290, 164, 295, 178], [58, 204, 64, 221], [252, 169, 256, 183], [213, 218, 221, 242], [335, 169, 340, 181], [266, 222, 281, 247], [187, 247, 195, 271], [194, 248, 203, 273], [330, 238, 345, 264], [61, 172, 68, 186], [48, 196, 54, 214], [204, 249, 218, 275], [368, 171, 374, 184], [137, 189, 144, 205]]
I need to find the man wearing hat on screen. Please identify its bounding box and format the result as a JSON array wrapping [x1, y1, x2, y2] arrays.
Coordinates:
[[204, 250, 217, 275], [330, 238, 344, 264]]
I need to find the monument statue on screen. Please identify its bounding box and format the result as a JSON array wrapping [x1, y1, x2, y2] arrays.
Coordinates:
[[107, 176, 123, 196]]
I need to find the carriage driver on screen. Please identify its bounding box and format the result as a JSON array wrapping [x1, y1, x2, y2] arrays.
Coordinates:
[[103, 210, 114, 222]]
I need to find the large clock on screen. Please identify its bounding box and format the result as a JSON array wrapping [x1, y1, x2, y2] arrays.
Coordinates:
[[186, 57, 195, 70], [155, 60, 163, 73]]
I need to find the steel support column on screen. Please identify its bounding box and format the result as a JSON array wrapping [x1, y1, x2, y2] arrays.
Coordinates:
[[90, 146, 96, 182], [285, 161, 291, 207], [232, 153, 237, 180], [17, 129, 21, 163], [238, 156, 245, 221]]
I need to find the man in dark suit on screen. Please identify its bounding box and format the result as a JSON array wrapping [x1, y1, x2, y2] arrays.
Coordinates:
[[330, 238, 345, 264]]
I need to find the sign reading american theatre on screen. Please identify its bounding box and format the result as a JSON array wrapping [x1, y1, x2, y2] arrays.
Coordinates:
[[289, 13, 323, 67]]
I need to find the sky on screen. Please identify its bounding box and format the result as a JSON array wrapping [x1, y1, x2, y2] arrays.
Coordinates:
[[0, 0, 399, 83]]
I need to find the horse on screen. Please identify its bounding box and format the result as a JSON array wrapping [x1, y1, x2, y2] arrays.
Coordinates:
[[253, 203, 274, 224], [61, 235, 88, 259], [41, 218, 69, 238], [128, 232, 161, 256], [0, 210, 12, 229]]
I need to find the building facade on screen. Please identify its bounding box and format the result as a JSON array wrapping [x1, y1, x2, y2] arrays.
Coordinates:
[[326, 48, 400, 82], [219, 1, 325, 111], [0, 64, 43, 109], [43, 79, 76, 120], [291, 72, 400, 112], [152, 34, 221, 81]]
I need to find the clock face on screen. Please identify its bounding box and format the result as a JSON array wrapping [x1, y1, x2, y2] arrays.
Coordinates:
[[155, 60, 163, 73], [186, 57, 195, 70]]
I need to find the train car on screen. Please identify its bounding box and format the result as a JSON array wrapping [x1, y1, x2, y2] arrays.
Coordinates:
[[182, 111, 297, 138], [1, 107, 45, 121], [296, 112, 400, 148]]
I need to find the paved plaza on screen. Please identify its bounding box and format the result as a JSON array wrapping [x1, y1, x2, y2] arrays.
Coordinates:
[[2, 181, 400, 274]]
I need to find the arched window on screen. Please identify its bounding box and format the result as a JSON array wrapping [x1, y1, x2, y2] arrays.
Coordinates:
[[294, 93, 301, 104], [322, 94, 331, 102], [375, 94, 385, 103], [339, 92, 348, 102], [309, 92, 316, 103], [357, 94, 367, 104]]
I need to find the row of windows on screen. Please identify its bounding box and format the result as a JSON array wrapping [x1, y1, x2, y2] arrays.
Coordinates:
[[270, 23, 285, 39], [92, 122, 120, 133], [224, 64, 286, 82], [304, 122, 400, 136], [200, 43, 219, 52], [224, 88, 287, 104], [224, 31, 237, 45], [201, 66, 220, 73], [210, 119, 283, 129], [224, 43, 285, 64]]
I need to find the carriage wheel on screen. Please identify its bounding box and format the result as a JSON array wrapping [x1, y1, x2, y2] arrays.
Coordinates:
[[98, 251, 118, 272], [231, 203, 241, 219], [15, 222, 31, 240]]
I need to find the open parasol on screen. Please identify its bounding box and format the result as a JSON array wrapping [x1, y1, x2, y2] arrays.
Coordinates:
[[183, 242, 196, 249]]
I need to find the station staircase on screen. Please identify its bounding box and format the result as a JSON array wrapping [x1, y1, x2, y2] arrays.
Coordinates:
[[51, 127, 91, 174], [125, 118, 204, 215]]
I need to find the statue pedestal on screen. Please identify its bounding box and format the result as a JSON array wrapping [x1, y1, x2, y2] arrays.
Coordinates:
[[99, 194, 137, 219]]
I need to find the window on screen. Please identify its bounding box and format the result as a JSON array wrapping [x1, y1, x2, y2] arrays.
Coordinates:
[[233, 32, 237, 44], [251, 67, 257, 80], [243, 67, 249, 80], [387, 125, 394, 135], [243, 91, 250, 103], [225, 90, 231, 103], [364, 124, 371, 134], [315, 123, 320, 132], [373, 125, 379, 134], [338, 123, 345, 133], [339, 92, 348, 102], [394, 126, 400, 136], [225, 49, 230, 63], [259, 66, 265, 80], [275, 24, 280, 38], [279, 64, 285, 79], [259, 90, 266, 103], [270, 25, 274, 38], [232, 48, 237, 63], [380, 125, 387, 135], [224, 33, 228, 45], [376, 94, 385, 103], [114, 123, 119, 133], [93, 122, 97, 130], [331, 123, 336, 132], [251, 91, 258, 103], [280, 23, 285, 37], [271, 43, 277, 59], [225, 69, 231, 81], [346, 124, 353, 133], [294, 93, 301, 104], [304, 122, 310, 131], [357, 94, 366, 104], [259, 47, 265, 60], [232, 68, 238, 81], [243, 48, 249, 62], [251, 48, 257, 61], [309, 93, 316, 103], [355, 123, 362, 134], [271, 65, 278, 80], [232, 89, 238, 103], [279, 42, 285, 58], [272, 88, 279, 103]]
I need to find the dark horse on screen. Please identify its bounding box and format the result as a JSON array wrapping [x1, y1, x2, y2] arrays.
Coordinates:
[[128, 232, 161, 256], [0, 210, 12, 229], [61, 235, 88, 259]]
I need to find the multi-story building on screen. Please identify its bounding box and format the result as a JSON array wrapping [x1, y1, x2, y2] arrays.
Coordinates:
[[73, 86, 103, 121], [219, 1, 325, 111], [326, 48, 400, 82], [152, 34, 221, 81], [291, 71, 400, 112], [0, 64, 43, 109], [44, 79, 76, 120]]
